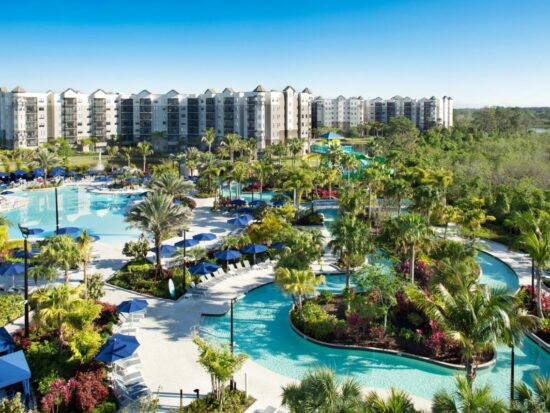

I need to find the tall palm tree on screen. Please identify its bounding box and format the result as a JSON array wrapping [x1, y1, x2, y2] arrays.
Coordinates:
[[407, 283, 537, 385], [126, 192, 193, 277], [273, 143, 287, 166], [512, 374, 550, 413], [78, 229, 94, 299], [287, 138, 303, 166], [222, 133, 242, 162], [362, 165, 388, 220], [329, 215, 373, 292], [31, 148, 59, 187], [39, 235, 82, 284], [364, 388, 422, 413], [274, 267, 324, 319], [150, 171, 194, 198], [120, 146, 133, 167], [231, 161, 249, 199], [106, 145, 119, 172], [521, 226, 550, 318], [432, 375, 507, 413], [283, 167, 314, 207], [384, 177, 410, 216], [201, 128, 216, 153], [394, 214, 432, 283], [32, 284, 80, 332], [252, 160, 272, 201], [136, 141, 153, 172], [340, 152, 360, 182], [281, 367, 363, 413], [184, 146, 202, 177]]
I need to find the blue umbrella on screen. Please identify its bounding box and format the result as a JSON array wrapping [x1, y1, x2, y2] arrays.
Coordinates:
[[0, 327, 15, 353], [271, 242, 285, 250], [126, 177, 140, 183], [189, 261, 219, 275], [250, 200, 266, 207], [230, 199, 247, 206], [0, 172, 9, 179], [57, 227, 80, 235], [67, 171, 77, 177], [213, 249, 241, 261], [12, 170, 27, 178], [26, 227, 44, 236], [117, 299, 148, 314], [95, 334, 140, 363], [50, 167, 66, 177], [192, 233, 217, 242], [87, 169, 98, 175], [174, 239, 199, 248], [150, 245, 177, 257], [13, 248, 41, 259], [228, 214, 254, 226], [1, 191, 14, 195], [320, 131, 343, 140], [32, 168, 45, 177], [0, 262, 25, 287], [272, 200, 287, 207], [241, 244, 268, 264], [236, 207, 254, 215]]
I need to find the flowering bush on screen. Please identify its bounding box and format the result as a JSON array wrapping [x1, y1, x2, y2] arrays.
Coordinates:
[[313, 188, 339, 199], [41, 378, 72, 413], [243, 181, 262, 192], [395, 260, 433, 287], [518, 285, 550, 316]]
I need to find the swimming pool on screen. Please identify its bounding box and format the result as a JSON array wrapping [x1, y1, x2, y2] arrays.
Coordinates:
[[201, 254, 548, 401], [4, 186, 141, 245]]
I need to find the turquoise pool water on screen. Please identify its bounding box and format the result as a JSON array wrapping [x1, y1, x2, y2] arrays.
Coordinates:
[[202, 254, 548, 401], [4, 186, 141, 245], [221, 183, 276, 203]]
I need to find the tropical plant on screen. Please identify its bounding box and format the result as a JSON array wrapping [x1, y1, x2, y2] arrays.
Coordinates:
[[512, 374, 550, 413], [275, 267, 324, 319], [184, 146, 202, 176], [283, 167, 314, 207], [136, 141, 153, 172], [32, 284, 80, 331], [364, 387, 422, 413], [86, 274, 105, 301], [222, 133, 242, 162], [281, 367, 363, 413], [77, 229, 94, 299], [252, 160, 273, 200], [287, 138, 303, 166], [407, 282, 537, 385], [119, 146, 133, 167], [192, 336, 248, 407], [39, 235, 82, 283], [125, 191, 193, 277], [202, 128, 216, 153], [31, 148, 59, 187], [149, 171, 194, 198], [432, 375, 507, 413]]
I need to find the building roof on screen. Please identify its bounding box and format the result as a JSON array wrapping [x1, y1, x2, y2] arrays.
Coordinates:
[[302, 88, 312, 94], [253, 85, 266, 92], [0, 87, 7, 93], [223, 87, 235, 93], [11, 86, 26, 93], [204, 88, 216, 94], [283, 85, 295, 92]]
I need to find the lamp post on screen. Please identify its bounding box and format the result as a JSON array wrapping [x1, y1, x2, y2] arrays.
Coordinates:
[[510, 344, 515, 404], [18, 224, 44, 337], [229, 294, 245, 391], [54, 186, 60, 235], [180, 228, 188, 292]]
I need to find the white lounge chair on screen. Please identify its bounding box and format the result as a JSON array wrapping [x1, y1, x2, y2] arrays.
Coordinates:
[[243, 260, 251, 269]]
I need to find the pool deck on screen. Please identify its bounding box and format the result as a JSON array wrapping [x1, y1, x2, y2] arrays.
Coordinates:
[[4, 202, 539, 412]]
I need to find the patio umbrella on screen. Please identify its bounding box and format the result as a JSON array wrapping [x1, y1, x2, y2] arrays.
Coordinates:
[[236, 207, 254, 215], [26, 227, 44, 236], [67, 170, 77, 177], [87, 169, 98, 175], [1, 191, 14, 195], [174, 239, 199, 248], [249, 200, 266, 207], [12, 170, 27, 178], [270, 242, 285, 251], [57, 227, 80, 235], [0, 262, 25, 288], [0, 172, 9, 179], [189, 261, 219, 275], [50, 167, 66, 177], [272, 200, 288, 207], [320, 131, 343, 140], [228, 214, 254, 226], [0, 327, 16, 354], [13, 248, 41, 259], [230, 199, 247, 206], [126, 177, 140, 183], [241, 244, 268, 264], [192, 233, 217, 242], [213, 250, 241, 267], [117, 299, 148, 314], [32, 168, 44, 178], [95, 334, 140, 363], [150, 245, 177, 257]]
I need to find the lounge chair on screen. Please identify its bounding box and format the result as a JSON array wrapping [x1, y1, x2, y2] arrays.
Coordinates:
[[243, 260, 251, 269]]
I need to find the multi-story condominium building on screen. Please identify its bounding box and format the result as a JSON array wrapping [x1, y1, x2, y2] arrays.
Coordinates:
[[312, 95, 365, 132], [0, 86, 49, 148], [88, 89, 118, 144], [283, 86, 313, 141]]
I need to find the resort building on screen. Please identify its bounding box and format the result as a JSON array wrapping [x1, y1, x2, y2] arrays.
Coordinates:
[[312, 95, 365, 132], [0, 86, 49, 149]]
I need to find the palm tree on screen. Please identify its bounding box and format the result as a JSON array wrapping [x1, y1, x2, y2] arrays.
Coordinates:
[[393, 214, 432, 283], [281, 367, 363, 413], [287, 138, 303, 166], [120, 146, 133, 167], [329, 215, 373, 292], [136, 141, 153, 172], [407, 282, 537, 385], [231, 161, 249, 199], [150, 171, 194, 198], [340, 152, 360, 182], [31, 148, 59, 187], [184, 147, 202, 177], [252, 160, 272, 201], [364, 388, 421, 413], [78, 229, 94, 299], [521, 226, 550, 318], [384, 177, 410, 216], [39, 235, 82, 284], [273, 143, 287, 166], [126, 192, 193, 277], [274, 267, 324, 319], [201, 128, 216, 153], [106, 145, 119, 172], [432, 375, 507, 413], [283, 167, 314, 207], [32, 284, 80, 332], [512, 374, 550, 413], [0, 215, 13, 228], [362, 165, 388, 220], [222, 133, 242, 162]]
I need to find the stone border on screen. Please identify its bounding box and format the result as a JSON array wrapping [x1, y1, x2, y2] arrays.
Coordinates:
[[287, 309, 497, 371]]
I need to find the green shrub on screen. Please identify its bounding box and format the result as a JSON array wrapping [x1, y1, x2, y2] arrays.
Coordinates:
[[293, 301, 340, 340], [92, 402, 117, 413], [0, 294, 24, 325], [87, 274, 105, 300], [540, 318, 550, 334], [126, 262, 153, 274], [0, 392, 27, 413], [184, 389, 252, 412], [319, 291, 333, 304], [122, 235, 150, 261], [25, 339, 76, 389], [406, 312, 424, 327]]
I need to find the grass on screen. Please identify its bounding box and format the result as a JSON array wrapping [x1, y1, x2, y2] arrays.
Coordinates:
[[0, 294, 24, 325]]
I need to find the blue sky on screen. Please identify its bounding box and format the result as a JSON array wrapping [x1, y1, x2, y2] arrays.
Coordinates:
[[1, 0, 549, 107]]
